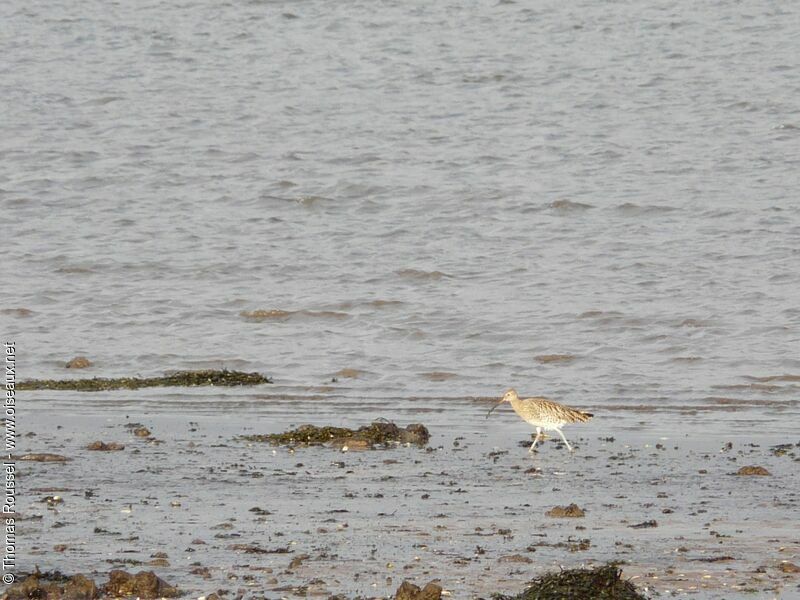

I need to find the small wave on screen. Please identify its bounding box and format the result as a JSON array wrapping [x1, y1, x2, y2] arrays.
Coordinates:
[[420, 371, 458, 382], [614, 202, 678, 216], [534, 354, 575, 364], [743, 374, 800, 383], [331, 368, 367, 379], [670, 356, 703, 363], [723, 101, 757, 112], [712, 383, 783, 393], [677, 318, 711, 328], [703, 396, 797, 408], [181, 359, 254, 371], [396, 268, 450, 281], [241, 309, 348, 321], [294, 195, 330, 207], [298, 310, 349, 319], [1, 308, 33, 317], [577, 310, 624, 324], [365, 299, 405, 308], [549, 199, 594, 212], [241, 309, 292, 320], [640, 334, 668, 343], [461, 73, 508, 84], [704, 397, 750, 406]]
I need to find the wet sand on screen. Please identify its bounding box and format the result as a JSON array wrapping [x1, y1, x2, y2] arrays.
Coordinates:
[[15, 387, 800, 599]]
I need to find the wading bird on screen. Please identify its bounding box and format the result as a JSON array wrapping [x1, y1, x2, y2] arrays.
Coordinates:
[[486, 388, 592, 452]]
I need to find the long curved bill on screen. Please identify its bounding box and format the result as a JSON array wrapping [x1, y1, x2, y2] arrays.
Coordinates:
[[486, 401, 503, 419]]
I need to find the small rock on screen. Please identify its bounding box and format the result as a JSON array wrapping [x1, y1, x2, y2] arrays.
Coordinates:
[[394, 580, 442, 600], [333, 368, 362, 379], [340, 439, 370, 450], [499, 554, 533, 563], [148, 558, 170, 567], [735, 465, 771, 476], [103, 570, 179, 599], [401, 424, 431, 445], [190, 566, 212, 579], [546, 503, 585, 518], [134, 427, 152, 437], [87, 441, 125, 451], [288, 553, 310, 570], [5, 573, 98, 600], [630, 520, 658, 529], [15, 453, 70, 462], [779, 562, 800, 573], [66, 356, 92, 369], [65, 574, 99, 600]]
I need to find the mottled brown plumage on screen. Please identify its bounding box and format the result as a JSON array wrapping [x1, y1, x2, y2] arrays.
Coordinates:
[[486, 388, 593, 452]]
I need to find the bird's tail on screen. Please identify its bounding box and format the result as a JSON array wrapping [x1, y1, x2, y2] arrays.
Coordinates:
[[573, 410, 593, 423]]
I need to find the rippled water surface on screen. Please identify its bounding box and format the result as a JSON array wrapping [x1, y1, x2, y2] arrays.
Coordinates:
[[4, 0, 800, 414]]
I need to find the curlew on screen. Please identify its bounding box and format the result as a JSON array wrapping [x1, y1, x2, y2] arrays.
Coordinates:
[[486, 388, 592, 452]]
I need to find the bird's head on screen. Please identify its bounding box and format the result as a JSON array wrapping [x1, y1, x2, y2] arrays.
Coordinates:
[[486, 388, 517, 418], [502, 389, 518, 403]]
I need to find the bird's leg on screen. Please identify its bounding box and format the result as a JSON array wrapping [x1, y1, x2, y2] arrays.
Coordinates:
[[529, 427, 543, 452], [555, 428, 573, 452]]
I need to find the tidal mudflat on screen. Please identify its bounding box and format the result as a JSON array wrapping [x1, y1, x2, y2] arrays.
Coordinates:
[[13, 386, 800, 599]]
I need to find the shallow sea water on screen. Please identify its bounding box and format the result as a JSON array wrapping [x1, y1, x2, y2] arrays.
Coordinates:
[[3, 0, 800, 597]]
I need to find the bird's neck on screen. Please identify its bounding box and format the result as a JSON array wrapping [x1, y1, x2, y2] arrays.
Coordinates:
[[509, 397, 525, 413]]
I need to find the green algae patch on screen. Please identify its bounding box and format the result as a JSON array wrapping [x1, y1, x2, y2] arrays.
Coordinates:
[[18, 369, 272, 392], [241, 421, 430, 449], [492, 564, 648, 600]]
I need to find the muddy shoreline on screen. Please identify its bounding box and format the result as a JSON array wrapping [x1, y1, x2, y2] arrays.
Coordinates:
[[9, 388, 800, 599]]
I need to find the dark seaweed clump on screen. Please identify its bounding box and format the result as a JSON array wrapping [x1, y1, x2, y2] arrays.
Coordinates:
[[17, 369, 272, 392], [242, 421, 430, 448], [492, 564, 648, 600]]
